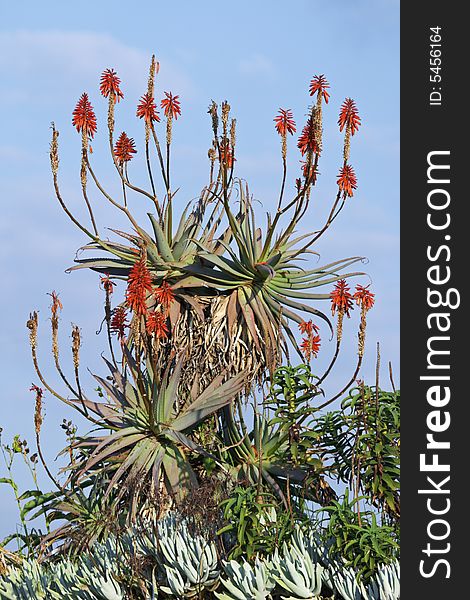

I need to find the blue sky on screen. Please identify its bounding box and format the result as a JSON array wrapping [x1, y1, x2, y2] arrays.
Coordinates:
[[0, 0, 399, 538]]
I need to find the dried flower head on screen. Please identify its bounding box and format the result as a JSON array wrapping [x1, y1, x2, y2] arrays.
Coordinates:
[[221, 101, 231, 129], [50, 124, 59, 175], [353, 285, 375, 311], [30, 384, 44, 434], [147, 55, 158, 98], [126, 254, 153, 315], [230, 118, 237, 150], [309, 75, 330, 103], [110, 306, 129, 339], [136, 93, 160, 124], [154, 281, 175, 311], [274, 109, 296, 137], [27, 311, 38, 350], [354, 285, 374, 357], [146, 310, 169, 339], [72, 93, 97, 139], [100, 68, 124, 102], [337, 165, 357, 197], [338, 98, 361, 135], [71, 325, 81, 369], [208, 101, 219, 137], [114, 132, 137, 165], [161, 92, 181, 120], [208, 147, 217, 162], [330, 279, 354, 317], [48, 291, 62, 359]]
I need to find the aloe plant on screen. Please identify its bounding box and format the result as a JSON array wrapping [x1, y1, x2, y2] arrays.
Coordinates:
[[222, 404, 326, 508], [184, 181, 364, 367], [73, 350, 246, 507]]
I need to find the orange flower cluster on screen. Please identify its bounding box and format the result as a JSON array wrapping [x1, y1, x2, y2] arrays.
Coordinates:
[[338, 98, 361, 135], [274, 109, 296, 137], [48, 290, 63, 317], [219, 139, 235, 168], [126, 255, 153, 315], [100, 68, 124, 103], [353, 285, 375, 311], [123, 250, 176, 340], [114, 132, 137, 165], [147, 281, 175, 339], [301, 160, 318, 182], [100, 274, 116, 295], [136, 93, 160, 123], [146, 310, 169, 339], [161, 92, 181, 119], [299, 320, 321, 362], [330, 280, 354, 317], [337, 165, 357, 197], [110, 306, 128, 339], [72, 93, 97, 138], [154, 281, 175, 311], [309, 75, 330, 103], [297, 116, 319, 156]]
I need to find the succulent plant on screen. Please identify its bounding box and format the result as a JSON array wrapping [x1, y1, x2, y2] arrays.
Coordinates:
[[74, 350, 246, 507], [366, 560, 400, 600], [0, 559, 50, 599], [215, 558, 275, 600], [271, 539, 324, 600], [69, 179, 364, 388], [156, 517, 220, 597], [325, 564, 366, 600]]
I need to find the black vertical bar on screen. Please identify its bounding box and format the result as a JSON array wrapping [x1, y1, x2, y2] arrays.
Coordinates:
[[401, 4, 466, 598]]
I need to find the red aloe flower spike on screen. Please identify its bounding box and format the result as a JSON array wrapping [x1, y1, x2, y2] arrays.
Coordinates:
[[146, 310, 169, 339], [274, 109, 296, 137], [136, 93, 160, 123], [301, 160, 318, 182], [110, 306, 129, 339], [114, 132, 137, 165], [309, 75, 330, 104], [301, 334, 321, 362], [297, 115, 319, 156], [353, 285, 375, 311], [161, 92, 181, 120], [154, 281, 175, 311], [219, 139, 235, 168], [337, 165, 357, 197], [330, 279, 354, 317], [338, 98, 361, 135], [72, 93, 97, 139], [126, 255, 153, 316], [298, 320, 319, 336], [100, 68, 124, 103], [48, 290, 63, 317], [100, 274, 115, 295]]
